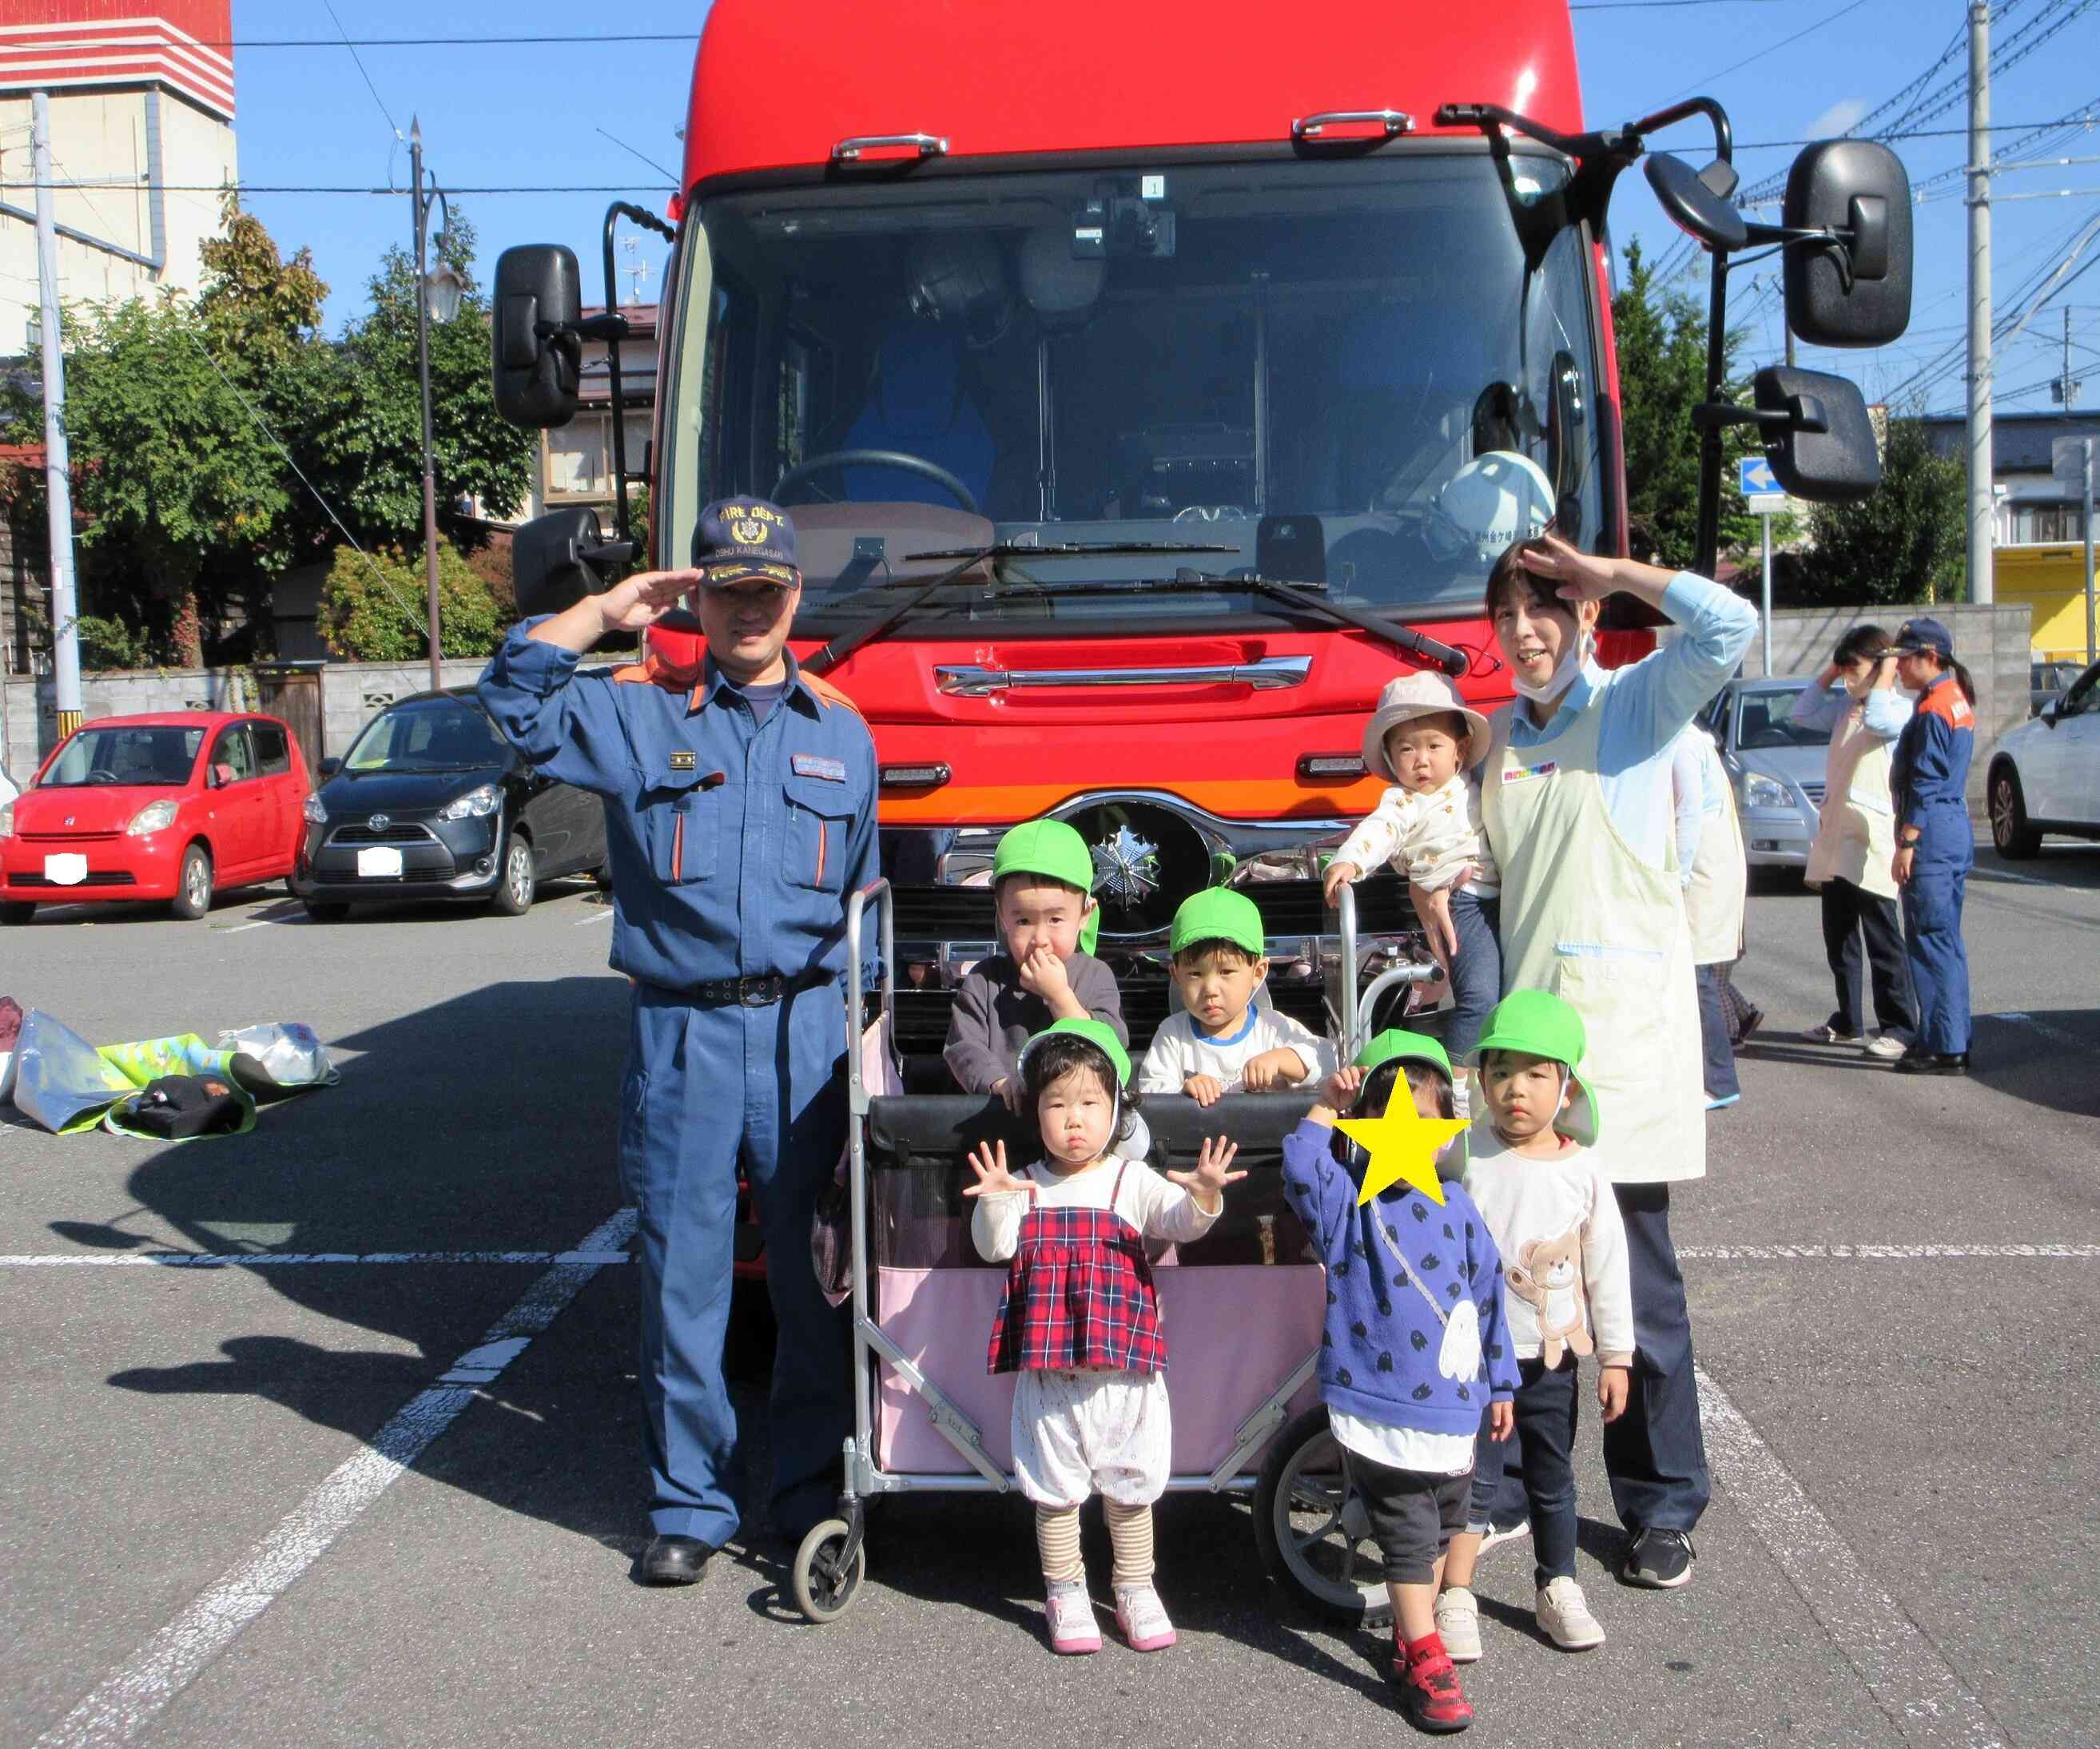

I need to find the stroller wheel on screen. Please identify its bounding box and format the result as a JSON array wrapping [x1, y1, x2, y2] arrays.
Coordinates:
[[792, 1517, 866, 1624], [1251, 1407, 1391, 1628]]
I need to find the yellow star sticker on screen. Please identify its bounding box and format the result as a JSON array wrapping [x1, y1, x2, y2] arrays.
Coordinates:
[[1337, 1091, 1470, 1207]]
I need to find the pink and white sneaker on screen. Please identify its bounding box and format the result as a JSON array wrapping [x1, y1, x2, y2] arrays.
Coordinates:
[[1113, 1584, 1178, 1652], [1044, 1582, 1101, 1654]]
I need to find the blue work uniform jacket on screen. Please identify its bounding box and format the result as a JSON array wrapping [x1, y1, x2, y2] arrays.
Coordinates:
[[1890, 672, 1975, 865], [479, 622, 880, 995]]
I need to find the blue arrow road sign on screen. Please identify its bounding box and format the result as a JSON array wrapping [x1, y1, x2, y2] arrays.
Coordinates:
[[1738, 456, 1781, 498]]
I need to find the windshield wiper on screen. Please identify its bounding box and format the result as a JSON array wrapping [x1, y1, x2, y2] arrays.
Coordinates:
[[802, 542, 1237, 675], [1014, 574, 1469, 677]]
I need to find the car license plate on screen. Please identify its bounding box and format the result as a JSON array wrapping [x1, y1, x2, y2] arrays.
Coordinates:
[[356, 846, 404, 879], [44, 853, 88, 886]]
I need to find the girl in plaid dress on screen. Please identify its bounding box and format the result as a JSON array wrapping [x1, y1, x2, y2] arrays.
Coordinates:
[[968, 1017, 1243, 1656]]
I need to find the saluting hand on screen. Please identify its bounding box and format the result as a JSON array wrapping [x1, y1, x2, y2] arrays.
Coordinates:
[[1167, 1136, 1245, 1214], [963, 1139, 1031, 1199], [595, 569, 706, 634], [1517, 532, 1622, 605], [1315, 1064, 1366, 1115]]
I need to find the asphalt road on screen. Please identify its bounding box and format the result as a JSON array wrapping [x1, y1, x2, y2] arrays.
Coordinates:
[[2, 845, 2096, 1749]]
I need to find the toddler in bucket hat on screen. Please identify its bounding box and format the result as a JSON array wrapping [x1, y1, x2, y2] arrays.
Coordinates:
[[944, 818, 1127, 1109], [1438, 987, 1635, 1659], [1136, 888, 1336, 1106], [1325, 669, 1504, 1065]]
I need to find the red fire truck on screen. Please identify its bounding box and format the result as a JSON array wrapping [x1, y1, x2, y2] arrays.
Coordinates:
[[491, 0, 1908, 1058]]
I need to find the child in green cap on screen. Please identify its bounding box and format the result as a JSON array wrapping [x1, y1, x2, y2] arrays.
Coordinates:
[[1283, 1028, 1517, 1733], [967, 1017, 1243, 1658], [1138, 887, 1337, 1106], [945, 818, 1128, 1108], [1437, 989, 1633, 1662]]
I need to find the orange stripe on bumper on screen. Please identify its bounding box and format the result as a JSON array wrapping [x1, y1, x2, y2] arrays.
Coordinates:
[[874, 777, 1388, 825]]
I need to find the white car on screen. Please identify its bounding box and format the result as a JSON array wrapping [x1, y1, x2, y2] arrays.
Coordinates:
[[0, 762, 18, 813], [1988, 657, 2100, 856]]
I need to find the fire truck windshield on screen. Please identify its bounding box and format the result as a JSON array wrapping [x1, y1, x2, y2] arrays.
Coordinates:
[[661, 150, 1605, 634]]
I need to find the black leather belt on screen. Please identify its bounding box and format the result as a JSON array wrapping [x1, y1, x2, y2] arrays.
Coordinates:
[[690, 970, 833, 1008]]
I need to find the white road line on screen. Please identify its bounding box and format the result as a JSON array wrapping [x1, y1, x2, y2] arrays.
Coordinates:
[[221, 916, 305, 933], [0, 1249, 634, 1268], [1697, 1363, 2008, 1749], [33, 1206, 638, 1749], [572, 904, 616, 926], [1973, 865, 2061, 888], [1995, 1011, 2090, 1050], [1684, 1242, 2100, 1260]]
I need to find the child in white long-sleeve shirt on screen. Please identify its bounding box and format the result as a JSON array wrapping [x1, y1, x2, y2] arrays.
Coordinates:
[[1138, 888, 1335, 1106], [1435, 990, 1634, 1663], [968, 1017, 1243, 1657], [1322, 670, 1502, 1063]]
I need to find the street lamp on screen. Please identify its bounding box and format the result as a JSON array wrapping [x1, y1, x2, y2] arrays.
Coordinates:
[[408, 116, 464, 693]]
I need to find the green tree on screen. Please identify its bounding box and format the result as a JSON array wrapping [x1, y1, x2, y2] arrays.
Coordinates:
[[1788, 418, 1964, 607], [310, 215, 536, 551], [58, 296, 293, 665], [1612, 240, 1758, 570], [317, 542, 516, 662]]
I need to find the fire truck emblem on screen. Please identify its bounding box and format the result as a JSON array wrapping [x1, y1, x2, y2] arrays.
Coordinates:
[[1089, 825, 1161, 907]]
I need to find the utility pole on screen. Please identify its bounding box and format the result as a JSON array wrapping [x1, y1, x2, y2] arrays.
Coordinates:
[[30, 91, 82, 741], [2059, 306, 2082, 408], [411, 117, 443, 695], [2082, 437, 2096, 666], [1967, 1, 1995, 605]]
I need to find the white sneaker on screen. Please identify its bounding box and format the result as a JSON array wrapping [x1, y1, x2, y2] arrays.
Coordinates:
[[1434, 1586, 1482, 1663], [1536, 1576, 1606, 1651], [1044, 1582, 1101, 1655], [1800, 1023, 1860, 1045], [1478, 1517, 1531, 1557], [1865, 1032, 1908, 1059]]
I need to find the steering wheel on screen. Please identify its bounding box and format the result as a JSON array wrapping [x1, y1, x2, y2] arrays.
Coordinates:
[[773, 449, 980, 516], [87, 769, 121, 784]]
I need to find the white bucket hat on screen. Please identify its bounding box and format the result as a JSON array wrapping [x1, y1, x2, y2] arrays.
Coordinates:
[[1360, 672, 1492, 782]]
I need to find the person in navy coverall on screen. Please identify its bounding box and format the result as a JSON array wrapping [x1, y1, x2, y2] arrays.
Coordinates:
[[479, 500, 878, 1584], [1887, 617, 1976, 1076]]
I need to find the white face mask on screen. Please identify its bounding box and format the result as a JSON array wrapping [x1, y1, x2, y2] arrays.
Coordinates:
[[1509, 629, 1593, 704]]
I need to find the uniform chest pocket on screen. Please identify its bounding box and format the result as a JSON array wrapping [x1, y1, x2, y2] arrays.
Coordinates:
[[635, 764, 723, 884], [783, 773, 855, 892]]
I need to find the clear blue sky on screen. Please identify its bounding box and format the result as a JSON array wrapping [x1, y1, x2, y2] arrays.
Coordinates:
[[230, 0, 2100, 418]]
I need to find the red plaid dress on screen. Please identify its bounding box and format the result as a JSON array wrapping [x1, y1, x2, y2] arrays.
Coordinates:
[[987, 1163, 1169, 1375]]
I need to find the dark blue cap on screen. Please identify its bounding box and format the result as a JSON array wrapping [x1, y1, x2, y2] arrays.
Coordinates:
[[691, 498, 801, 586], [1894, 616, 1954, 659]]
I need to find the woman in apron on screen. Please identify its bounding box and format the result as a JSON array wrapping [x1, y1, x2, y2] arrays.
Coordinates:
[[1463, 531, 1755, 1592], [1788, 627, 1918, 1058], [1671, 726, 1750, 1107]]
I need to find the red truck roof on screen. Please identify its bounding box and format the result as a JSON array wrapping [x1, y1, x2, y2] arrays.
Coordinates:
[[682, 0, 1582, 189]]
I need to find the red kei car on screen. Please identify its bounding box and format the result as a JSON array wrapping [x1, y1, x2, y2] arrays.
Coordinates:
[[0, 712, 311, 924]]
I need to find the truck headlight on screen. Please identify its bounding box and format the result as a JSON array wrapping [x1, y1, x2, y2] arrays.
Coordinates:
[[437, 782, 499, 821], [302, 793, 328, 825], [126, 799, 179, 836], [1740, 772, 1789, 810]]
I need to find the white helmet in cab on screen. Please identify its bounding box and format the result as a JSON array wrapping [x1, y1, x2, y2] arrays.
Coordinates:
[[1430, 450, 1555, 566]]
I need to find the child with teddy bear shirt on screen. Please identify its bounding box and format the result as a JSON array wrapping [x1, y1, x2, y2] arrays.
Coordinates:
[[1436, 990, 1634, 1668]]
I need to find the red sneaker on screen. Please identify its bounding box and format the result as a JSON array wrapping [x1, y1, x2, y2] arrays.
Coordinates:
[[1394, 1633, 1474, 1734]]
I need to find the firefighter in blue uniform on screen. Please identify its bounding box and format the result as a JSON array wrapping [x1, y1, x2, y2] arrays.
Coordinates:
[[1887, 617, 1975, 1076], [479, 500, 877, 1584]]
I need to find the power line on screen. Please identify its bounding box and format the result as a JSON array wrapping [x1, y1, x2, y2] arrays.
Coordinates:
[[317, 0, 404, 145], [1656, 0, 1873, 106]]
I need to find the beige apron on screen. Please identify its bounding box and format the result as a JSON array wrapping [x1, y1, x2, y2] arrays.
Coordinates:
[[1804, 699, 1899, 899], [1482, 695, 1706, 1186], [1684, 737, 1746, 966]]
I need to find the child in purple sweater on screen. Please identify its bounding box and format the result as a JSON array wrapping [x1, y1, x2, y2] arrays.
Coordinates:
[[1282, 1029, 1517, 1735]]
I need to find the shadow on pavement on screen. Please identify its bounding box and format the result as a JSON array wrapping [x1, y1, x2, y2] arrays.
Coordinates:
[[1967, 1010, 2100, 1120], [90, 972, 654, 1557]]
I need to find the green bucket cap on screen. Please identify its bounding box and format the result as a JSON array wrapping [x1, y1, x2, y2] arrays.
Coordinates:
[[992, 818, 1095, 894], [1168, 887, 1265, 958], [1469, 990, 1601, 1147], [1019, 1016, 1132, 1089], [1354, 1028, 1454, 1084]]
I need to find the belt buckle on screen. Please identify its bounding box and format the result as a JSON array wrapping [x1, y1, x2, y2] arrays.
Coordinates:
[[738, 976, 775, 1008]]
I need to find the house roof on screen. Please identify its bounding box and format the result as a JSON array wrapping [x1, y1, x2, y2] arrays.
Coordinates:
[[1919, 409, 2100, 472]]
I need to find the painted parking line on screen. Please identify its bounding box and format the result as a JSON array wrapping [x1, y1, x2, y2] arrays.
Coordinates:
[[0, 1248, 634, 1267], [1683, 1242, 2100, 1261], [1698, 1362, 2008, 1748], [32, 1206, 638, 1749], [572, 904, 616, 926], [1995, 1011, 2090, 1050]]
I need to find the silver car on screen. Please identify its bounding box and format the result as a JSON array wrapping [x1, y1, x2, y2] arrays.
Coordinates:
[[1696, 678, 1829, 872]]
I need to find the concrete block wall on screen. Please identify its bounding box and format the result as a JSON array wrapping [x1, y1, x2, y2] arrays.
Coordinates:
[[1660, 601, 2034, 814], [2, 659, 491, 775]]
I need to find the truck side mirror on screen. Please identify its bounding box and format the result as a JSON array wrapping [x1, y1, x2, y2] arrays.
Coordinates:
[[1783, 141, 1912, 348], [491, 244, 583, 428], [511, 506, 631, 619], [1645, 152, 1747, 253], [1752, 366, 1880, 501]]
